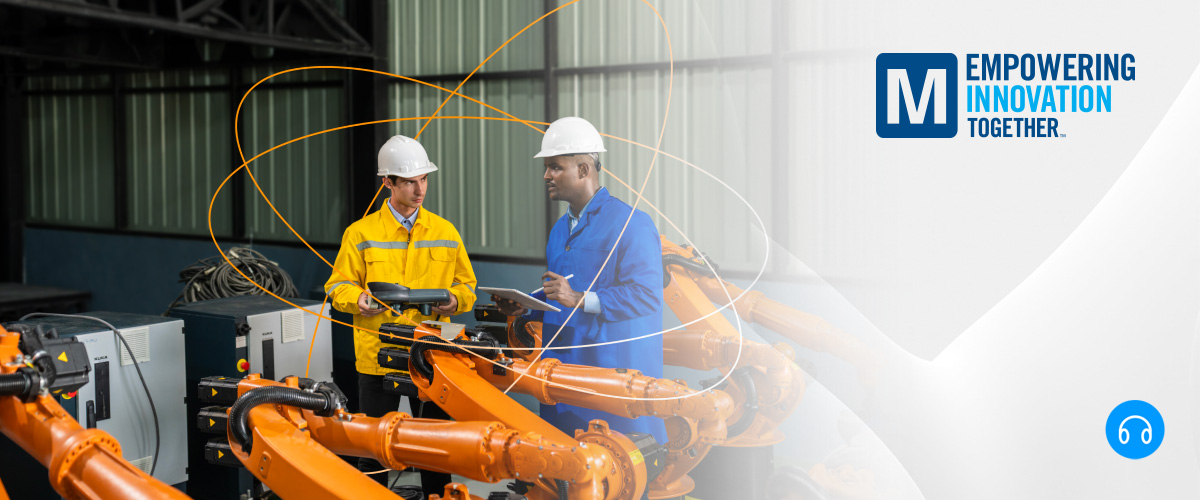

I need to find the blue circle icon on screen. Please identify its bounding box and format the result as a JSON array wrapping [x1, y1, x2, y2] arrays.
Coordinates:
[[1106, 400, 1164, 459]]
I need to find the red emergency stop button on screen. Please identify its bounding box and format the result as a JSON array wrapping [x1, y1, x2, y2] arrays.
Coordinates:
[[238, 359, 249, 373]]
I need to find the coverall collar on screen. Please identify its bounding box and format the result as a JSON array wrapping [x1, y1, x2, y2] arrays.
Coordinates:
[[571, 187, 609, 218], [566, 187, 609, 237], [380, 201, 427, 235]]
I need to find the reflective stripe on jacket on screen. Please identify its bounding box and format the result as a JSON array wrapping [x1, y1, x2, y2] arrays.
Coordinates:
[[324, 203, 477, 375]]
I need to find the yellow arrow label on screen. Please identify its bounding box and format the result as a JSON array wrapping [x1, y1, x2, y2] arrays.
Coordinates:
[[217, 450, 224, 459], [211, 388, 218, 397], [387, 356, 393, 363], [393, 381, 398, 388], [57, 352, 68, 363], [209, 418, 215, 427], [654, 458, 659, 466]]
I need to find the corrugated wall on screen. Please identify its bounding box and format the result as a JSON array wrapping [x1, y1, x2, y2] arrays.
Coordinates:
[[125, 69, 233, 237], [387, 0, 550, 259], [389, 78, 546, 258], [389, 0, 545, 76], [238, 77, 346, 245], [558, 67, 774, 273], [26, 1, 795, 271], [24, 82, 115, 229], [24, 66, 346, 245], [556, 0, 772, 66], [555, 0, 776, 273], [384, 0, 774, 270]]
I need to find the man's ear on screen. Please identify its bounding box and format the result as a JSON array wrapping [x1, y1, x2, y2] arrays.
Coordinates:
[[577, 161, 589, 180]]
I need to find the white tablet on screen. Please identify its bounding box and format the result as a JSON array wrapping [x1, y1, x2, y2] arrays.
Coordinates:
[[478, 286, 562, 312]]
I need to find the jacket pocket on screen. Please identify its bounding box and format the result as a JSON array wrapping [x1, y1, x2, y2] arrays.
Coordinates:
[[430, 247, 455, 262], [363, 249, 397, 284], [414, 245, 455, 281]]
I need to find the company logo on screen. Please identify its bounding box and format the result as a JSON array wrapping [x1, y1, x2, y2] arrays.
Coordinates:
[[876, 53, 958, 138], [1106, 400, 1163, 459]]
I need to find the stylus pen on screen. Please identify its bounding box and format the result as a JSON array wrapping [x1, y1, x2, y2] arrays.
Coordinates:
[[532, 274, 575, 294]]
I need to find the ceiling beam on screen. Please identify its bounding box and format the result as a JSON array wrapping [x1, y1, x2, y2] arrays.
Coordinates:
[[0, 0, 374, 58]]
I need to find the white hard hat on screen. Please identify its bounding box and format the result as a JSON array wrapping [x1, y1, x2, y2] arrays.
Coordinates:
[[378, 135, 438, 178], [534, 117, 607, 158]]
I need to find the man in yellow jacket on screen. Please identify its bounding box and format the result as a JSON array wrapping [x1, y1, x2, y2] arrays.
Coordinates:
[[324, 135, 477, 493]]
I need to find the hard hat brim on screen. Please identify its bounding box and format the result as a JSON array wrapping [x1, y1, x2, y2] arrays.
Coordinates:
[[378, 163, 438, 178], [533, 147, 607, 159]]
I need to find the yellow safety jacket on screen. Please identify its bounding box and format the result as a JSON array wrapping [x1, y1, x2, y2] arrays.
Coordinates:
[[324, 203, 477, 375]]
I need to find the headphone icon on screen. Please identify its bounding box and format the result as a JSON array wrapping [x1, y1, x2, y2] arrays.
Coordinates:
[[1118, 415, 1153, 445]]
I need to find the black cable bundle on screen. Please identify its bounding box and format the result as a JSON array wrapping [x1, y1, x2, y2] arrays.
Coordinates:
[[165, 247, 299, 313]]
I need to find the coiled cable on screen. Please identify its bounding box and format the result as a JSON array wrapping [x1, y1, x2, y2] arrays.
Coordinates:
[[164, 247, 298, 314]]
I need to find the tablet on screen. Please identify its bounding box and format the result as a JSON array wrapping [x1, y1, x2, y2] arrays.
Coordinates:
[[478, 286, 562, 312]]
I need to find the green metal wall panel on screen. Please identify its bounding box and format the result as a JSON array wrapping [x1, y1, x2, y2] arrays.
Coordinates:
[[239, 86, 346, 245], [389, 0, 545, 76], [125, 68, 227, 88], [557, 66, 773, 273], [24, 93, 115, 228], [243, 65, 343, 85], [26, 74, 111, 91], [556, 0, 772, 67], [125, 90, 233, 237], [390, 78, 546, 258]]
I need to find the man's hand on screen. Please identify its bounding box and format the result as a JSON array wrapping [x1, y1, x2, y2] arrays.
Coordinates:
[[431, 293, 459, 316], [542, 271, 584, 309], [492, 294, 527, 317], [357, 292, 385, 317]]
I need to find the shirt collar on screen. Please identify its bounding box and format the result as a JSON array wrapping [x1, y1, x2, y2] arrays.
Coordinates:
[[386, 201, 420, 230]]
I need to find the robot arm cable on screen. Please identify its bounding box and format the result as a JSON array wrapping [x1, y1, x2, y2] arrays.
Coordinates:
[[18, 312, 161, 477]]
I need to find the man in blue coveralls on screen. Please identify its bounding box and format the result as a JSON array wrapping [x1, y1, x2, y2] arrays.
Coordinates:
[[492, 116, 667, 446]]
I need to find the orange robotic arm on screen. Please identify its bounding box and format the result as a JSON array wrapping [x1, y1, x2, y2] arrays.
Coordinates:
[[500, 282, 806, 447], [0, 325, 192, 500], [224, 372, 640, 500], [399, 330, 652, 500], [662, 236, 879, 383], [661, 328, 806, 446], [474, 355, 737, 499]]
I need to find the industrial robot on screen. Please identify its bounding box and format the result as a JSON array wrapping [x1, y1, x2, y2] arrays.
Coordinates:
[[198, 287, 656, 500], [495, 237, 881, 498], [0, 323, 192, 500]]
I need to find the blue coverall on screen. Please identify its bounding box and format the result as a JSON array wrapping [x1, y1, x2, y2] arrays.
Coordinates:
[[528, 187, 668, 445]]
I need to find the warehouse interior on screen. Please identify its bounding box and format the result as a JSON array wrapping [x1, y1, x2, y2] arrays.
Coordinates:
[[0, 1, 881, 500]]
